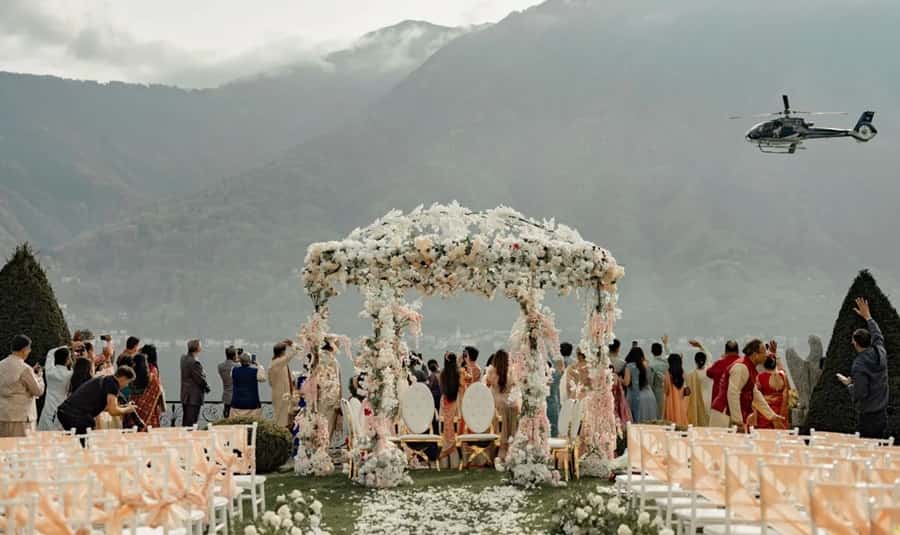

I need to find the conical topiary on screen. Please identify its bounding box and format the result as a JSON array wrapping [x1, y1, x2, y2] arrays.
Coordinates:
[[0, 243, 71, 363], [805, 270, 900, 437]]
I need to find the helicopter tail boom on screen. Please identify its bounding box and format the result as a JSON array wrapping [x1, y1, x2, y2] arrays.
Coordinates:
[[851, 111, 877, 141]]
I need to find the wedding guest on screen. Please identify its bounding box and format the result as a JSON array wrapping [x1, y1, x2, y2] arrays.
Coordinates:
[[649, 336, 669, 419], [130, 353, 163, 429], [565, 347, 590, 400], [231, 353, 267, 418], [663, 354, 690, 426], [0, 335, 45, 437], [219, 346, 239, 418], [426, 359, 442, 410], [117, 336, 141, 367], [710, 339, 783, 430], [462, 346, 482, 383], [180, 339, 209, 427], [754, 351, 790, 430], [623, 347, 642, 422], [38, 347, 73, 430], [686, 349, 712, 427], [486, 349, 519, 461], [83, 342, 96, 368], [705, 340, 741, 426], [269, 341, 297, 428], [95, 340, 115, 376], [546, 344, 566, 436], [438, 353, 461, 461], [836, 298, 890, 439], [68, 358, 94, 396], [141, 344, 166, 417], [306, 341, 342, 442], [608, 339, 625, 374], [57, 366, 137, 436]]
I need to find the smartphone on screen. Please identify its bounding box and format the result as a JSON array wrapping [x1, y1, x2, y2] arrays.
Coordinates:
[[251, 353, 257, 363]]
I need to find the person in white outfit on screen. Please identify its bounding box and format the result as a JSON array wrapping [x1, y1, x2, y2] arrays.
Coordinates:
[[38, 347, 73, 430]]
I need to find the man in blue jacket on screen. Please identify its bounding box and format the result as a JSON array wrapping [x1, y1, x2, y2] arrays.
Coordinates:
[[837, 298, 890, 438]]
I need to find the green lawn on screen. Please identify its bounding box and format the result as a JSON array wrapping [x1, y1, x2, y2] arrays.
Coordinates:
[[259, 469, 609, 534]]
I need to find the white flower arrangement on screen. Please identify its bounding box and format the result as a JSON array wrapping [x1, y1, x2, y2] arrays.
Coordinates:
[[301, 203, 624, 489], [241, 490, 329, 535], [552, 486, 666, 535], [354, 444, 413, 488]]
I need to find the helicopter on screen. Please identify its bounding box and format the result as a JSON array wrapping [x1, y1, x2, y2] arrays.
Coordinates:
[[731, 95, 877, 154]]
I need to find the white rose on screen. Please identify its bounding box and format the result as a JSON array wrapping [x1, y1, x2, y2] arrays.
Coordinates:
[[243, 527, 258, 535], [310, 500, 323, 515], [290, 528, 303, 535], [276, 495, 287, 504], [660, 529, 674, 535], [309, 516, 321, 529], [294, 512, 305, 522], [278, 505, 291, 519], [289, 489, 303, 500], [575, 508, 588, 522], [617, 525, 632, 535], [638, 512, 650, 526], [282, 517, 295, 528]]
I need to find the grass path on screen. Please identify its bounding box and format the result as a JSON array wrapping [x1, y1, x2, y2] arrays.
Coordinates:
[[261, 469, 608, 534]]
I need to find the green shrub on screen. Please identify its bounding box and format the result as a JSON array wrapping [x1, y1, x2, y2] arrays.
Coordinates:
[[805, 270, 900, 437], [0, 243, 71, 364], [213, 416, 293, 473]]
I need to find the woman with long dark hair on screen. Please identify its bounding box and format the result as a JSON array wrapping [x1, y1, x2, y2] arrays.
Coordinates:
[[624, 347, 657, 422], [485, 349, 519, 461], [130, 353, 163, 429], [663, 353, 690, 426], [438, 352, 461, 460], [67, 358, 94, 396]]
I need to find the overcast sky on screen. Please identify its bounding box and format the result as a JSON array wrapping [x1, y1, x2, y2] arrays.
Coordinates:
[[0, 0, 541, 88]]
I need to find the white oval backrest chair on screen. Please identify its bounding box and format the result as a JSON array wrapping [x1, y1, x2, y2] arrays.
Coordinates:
[[569, 398, 585, 440], [557, 399, 576, 439], [461, 382, 494, 434], [348, 397, 367, 439], [400, 383, 435, 434]]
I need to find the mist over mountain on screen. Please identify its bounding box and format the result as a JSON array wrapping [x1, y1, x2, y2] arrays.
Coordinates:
[[27, 0, 900, 356], [0, 20, 474, 251]]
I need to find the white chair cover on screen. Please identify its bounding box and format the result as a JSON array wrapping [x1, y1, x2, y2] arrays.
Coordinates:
[[400, 383, 435, 434], [460, 383, 494, 434]]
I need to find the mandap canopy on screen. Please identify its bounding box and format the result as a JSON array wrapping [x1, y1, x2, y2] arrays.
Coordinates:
[[299, 202, 624, 487]]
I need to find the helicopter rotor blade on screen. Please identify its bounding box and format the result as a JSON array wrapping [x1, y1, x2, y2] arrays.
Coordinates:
[[782, 94, 790, 113]]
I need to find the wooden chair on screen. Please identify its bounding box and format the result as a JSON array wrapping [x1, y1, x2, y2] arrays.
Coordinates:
[[456, 383, 499, 470], [398, 383, 442, 470], [549, 399, 576, 480]]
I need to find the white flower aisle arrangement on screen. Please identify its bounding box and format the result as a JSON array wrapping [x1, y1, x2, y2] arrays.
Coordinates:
[[242, 490, 330, 535], [551, 487, 671, 535]]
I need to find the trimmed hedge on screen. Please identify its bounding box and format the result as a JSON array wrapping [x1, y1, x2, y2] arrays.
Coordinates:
[[213, 416, 293, 473], [805, 270, 900, 437], [0, 243, 71, 363]]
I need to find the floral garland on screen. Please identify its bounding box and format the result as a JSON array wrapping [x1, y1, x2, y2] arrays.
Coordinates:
[[303, 203, 624, 303], [500, 292, 564, 488], [293, 411, 334, 477], [577, 287, 623, 477], [293, 308, 348, 477]]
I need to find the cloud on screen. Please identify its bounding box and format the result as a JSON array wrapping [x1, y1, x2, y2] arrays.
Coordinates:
[[0, 0, 324, 88]]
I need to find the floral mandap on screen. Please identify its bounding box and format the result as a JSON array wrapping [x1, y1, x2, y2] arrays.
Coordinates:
[[296, 202, 624, 487]]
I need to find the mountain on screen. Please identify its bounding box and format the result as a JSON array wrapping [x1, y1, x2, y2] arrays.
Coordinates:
[[0, 20, 475, 251], [51, 0, 900, 345]]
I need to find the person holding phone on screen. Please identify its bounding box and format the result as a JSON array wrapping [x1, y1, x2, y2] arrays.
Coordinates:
[[836, 298, 889, 439], [0, 335, 46, 437], [57, 366, 137, 437]]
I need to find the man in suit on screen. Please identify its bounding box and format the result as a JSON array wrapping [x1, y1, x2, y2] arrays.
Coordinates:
[[180, 339, 210, 427], [218, 346, 238, 418]]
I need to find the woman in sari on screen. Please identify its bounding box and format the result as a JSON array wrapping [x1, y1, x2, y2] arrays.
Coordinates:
[[438, 353, 461, 462], [130, 353, 163, 429], [663, 354, 690, 426], [755, 353, 790, 429]]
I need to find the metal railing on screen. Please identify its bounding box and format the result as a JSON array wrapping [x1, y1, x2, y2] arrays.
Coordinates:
[[160, 401, 275, 427]]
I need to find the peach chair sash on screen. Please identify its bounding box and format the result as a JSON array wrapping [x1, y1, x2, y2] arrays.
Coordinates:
[[808, 481, 871, 535], [758, 461, 825, 535]]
